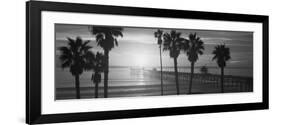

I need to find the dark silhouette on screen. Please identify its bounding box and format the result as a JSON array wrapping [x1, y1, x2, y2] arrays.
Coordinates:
[[200, 65, 209, 84], [92, 73, 101, 98], [163, 30, 186, 94], [58, 37, 94, 99], [200, 65, 208, 74], [89, 52, 105, 98], [182, 33, 204, 94], [212, 44, 231, 93], [89, 26, 123, 98], [154, 29, 164, 95]]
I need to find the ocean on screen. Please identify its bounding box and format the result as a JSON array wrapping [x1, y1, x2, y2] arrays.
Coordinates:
[[55, 67, 253, 99], [55, 67, 252, 88]]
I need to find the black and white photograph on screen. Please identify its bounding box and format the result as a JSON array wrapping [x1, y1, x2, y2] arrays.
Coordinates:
[[55, 24, 253, 100], [24, 1, 269, 124]]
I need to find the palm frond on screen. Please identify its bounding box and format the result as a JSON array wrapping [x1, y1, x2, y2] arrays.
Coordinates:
[[114, 38, 118, 46], [184, 33, 205, 62], [212, 44, 231, 68], [57, 36, 97, 75], [61, 60, 72, 69], [89, 26, 123, 50], [162, 30, 185, 58]]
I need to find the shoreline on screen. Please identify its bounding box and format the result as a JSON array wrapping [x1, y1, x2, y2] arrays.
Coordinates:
[[56, 71, 253, 100], [56, 70, 253, 100]]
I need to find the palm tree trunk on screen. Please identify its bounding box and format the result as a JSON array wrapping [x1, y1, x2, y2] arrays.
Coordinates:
[[95, 82, 98, 98], [189, 62, 194, 94], [104, 50, 109, 98], [173, 57, 180, 95], [75, 75, 80, 99], [159, 45, 163, 95], [221, 67, 224, 93]]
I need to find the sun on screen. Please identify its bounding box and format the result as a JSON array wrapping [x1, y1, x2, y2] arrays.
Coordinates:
[[134, 54, 147, 67]]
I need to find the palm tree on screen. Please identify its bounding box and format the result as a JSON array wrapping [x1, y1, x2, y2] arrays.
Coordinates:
[[58, 37, 93, 99], [89, 26, 123, 98], [182, 33, 204, 94], [88, 52, 105, 98], [163, 30, 186, 95], [212, 44, 231, 93], [154, 29, 164, 95]]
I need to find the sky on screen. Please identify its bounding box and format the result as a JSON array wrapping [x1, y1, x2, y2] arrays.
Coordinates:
[[55, 24, 253, 69]]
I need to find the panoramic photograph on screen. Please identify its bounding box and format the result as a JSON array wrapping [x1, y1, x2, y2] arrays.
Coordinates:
[[55, 24, 253, 100]]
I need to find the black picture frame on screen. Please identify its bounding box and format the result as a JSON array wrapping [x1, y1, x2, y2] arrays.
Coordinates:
[[26, 1, 269, 124]]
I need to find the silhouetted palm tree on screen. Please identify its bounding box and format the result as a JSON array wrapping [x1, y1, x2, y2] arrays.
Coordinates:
[[212, 44, 231, 93], [89, 26, 123, 98], [88, 52, 105, 98], [182, 33, 204, 94], [163, 30, 186, 95], [154, 29, 164, 95], [58, 37, 93, 99]]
